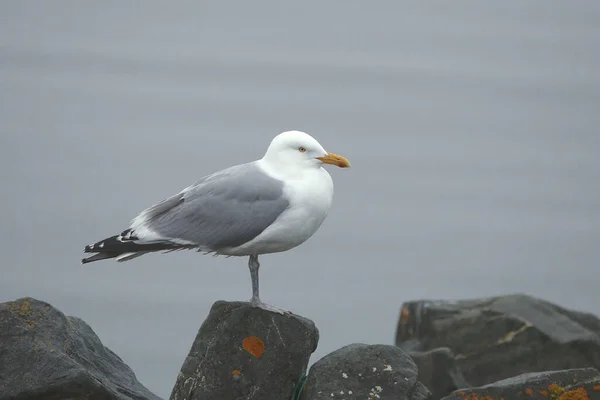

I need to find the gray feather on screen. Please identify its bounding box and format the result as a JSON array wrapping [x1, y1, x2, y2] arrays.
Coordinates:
[[142, 162, 290, 250], [136, 193, 185, 222]]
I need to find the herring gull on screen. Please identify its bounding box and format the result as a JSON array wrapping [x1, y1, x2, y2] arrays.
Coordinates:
[[82, 130, 350, 312]]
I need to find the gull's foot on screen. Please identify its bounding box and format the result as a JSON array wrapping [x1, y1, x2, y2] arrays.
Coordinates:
[[250, 298, 292, 315]]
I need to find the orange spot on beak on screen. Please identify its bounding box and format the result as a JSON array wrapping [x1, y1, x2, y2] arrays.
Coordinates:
[[242, 336, 265, 358]]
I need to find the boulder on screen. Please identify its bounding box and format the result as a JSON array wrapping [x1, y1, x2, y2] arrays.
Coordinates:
[[395, 294, 600, 387], [441, 368, 600, 400], [0, 297, 161, 400], [301, 343, 431, 400], [169, 301, 319, 400], [408, 347, 470, 400]]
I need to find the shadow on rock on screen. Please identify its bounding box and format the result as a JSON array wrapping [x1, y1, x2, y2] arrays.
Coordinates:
[[408, 347, 469, 400]]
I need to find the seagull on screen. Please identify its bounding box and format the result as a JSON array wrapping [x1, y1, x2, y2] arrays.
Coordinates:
[[82, 130, 350, 313]]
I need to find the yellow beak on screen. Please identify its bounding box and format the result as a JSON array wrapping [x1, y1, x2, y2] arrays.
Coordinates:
[[316, 152, 351, 168]]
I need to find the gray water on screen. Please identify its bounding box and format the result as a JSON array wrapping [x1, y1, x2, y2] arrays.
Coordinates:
[[1, 1, 599, 397]]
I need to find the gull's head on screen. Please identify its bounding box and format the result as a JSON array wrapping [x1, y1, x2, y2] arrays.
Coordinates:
[[262, 130, 351, 171]]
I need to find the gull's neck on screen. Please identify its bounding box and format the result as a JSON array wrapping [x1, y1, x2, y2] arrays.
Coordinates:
[[257, 157, 318, 181]]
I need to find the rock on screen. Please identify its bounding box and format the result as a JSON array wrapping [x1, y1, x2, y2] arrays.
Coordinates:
[[395, 293, 600, 387], [301, 343, 431, 400], [0, 297, 161, 400], [169, 301, 319, 400], [441, 368, 600, 400], [408, 347, 470, 400]]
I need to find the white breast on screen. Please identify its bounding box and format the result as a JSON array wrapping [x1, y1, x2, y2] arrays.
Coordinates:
[[225, 163, 334, 256]]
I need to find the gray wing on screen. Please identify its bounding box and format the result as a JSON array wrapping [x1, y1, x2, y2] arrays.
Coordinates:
[[136, 162, 290, 250]]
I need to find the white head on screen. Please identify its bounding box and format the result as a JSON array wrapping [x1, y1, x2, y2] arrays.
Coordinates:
[[262, 130, 351, 172]]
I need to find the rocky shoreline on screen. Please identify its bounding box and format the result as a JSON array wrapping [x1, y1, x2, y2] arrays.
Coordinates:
[[1, 294, 599, 399]]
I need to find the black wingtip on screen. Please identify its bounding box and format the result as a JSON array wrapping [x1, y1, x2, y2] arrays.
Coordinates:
[[81, 255, 95, 264]]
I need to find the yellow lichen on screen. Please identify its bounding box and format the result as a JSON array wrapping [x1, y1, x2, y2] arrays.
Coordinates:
[[9, 299, 32, 317], [8, 299, 35, 328], [549, 384, 566, 396], [495, 322, 533, 345]]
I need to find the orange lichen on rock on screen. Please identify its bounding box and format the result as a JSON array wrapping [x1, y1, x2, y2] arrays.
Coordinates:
[[400, 307, 410, 322], [232, 370, 241, 375], [525, 388, 534, 396], [593, 385, 600, 391], [541, 390, 549, 396], [556, 387, 589, 400], [242, 336, 265, 358]]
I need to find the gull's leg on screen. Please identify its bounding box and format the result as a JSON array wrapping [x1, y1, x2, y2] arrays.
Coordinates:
[[249, 254, 261, 303], [247, 254, 291, 315]]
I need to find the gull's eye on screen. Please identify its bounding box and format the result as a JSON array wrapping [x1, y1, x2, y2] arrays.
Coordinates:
[[298, 147, 307, 153]]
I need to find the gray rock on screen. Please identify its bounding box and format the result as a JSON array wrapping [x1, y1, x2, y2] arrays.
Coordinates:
[[169, 301, 319, 400], [0, 297, 161, 400], [441, 368, 600, 400], [408, 347, 470, 400], [395, 293, 600, 387], [302, 343, 431, 400]]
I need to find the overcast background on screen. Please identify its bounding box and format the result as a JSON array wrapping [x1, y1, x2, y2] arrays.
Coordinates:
[[1, 1, 599, 398]]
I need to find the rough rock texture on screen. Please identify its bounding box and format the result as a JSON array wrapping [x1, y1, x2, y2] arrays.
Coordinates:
[[408, 347, 470, 400], [395, 294, 600, 387], [170, 301, 319, 400], [301, 343, 431, 400], [0, 297, 161, 400], [441, 368, 600, 400]]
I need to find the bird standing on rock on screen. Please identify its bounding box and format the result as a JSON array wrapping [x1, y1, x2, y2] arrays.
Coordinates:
[[82, 130, 350, 313]]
